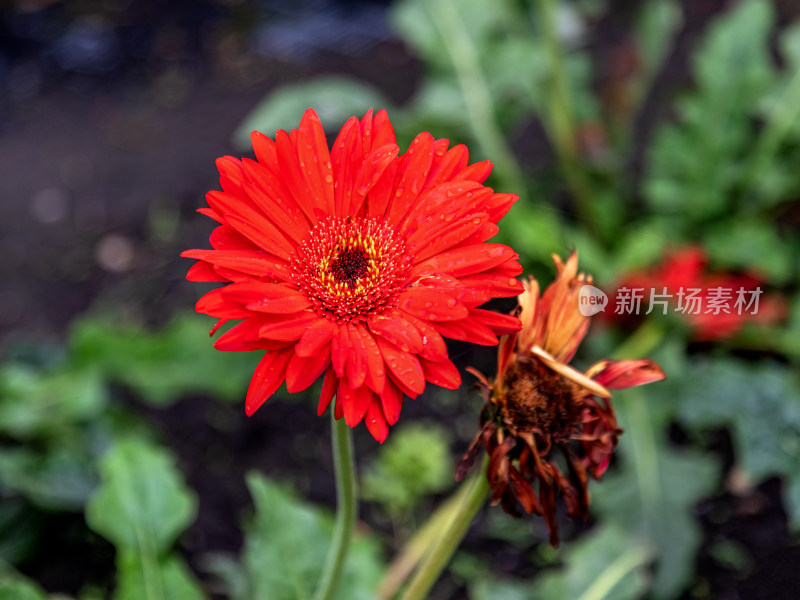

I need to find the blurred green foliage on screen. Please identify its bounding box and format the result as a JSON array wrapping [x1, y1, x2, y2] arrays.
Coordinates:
[[209, 473, 384, 600], [86, 439, 204, 600], [362, 422, 454, 521]]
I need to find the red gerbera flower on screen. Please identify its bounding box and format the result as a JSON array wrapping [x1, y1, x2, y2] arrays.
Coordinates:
[[182, 108, 523, 442], [607, 246, 785, 340], [458, 252, 665, 545]]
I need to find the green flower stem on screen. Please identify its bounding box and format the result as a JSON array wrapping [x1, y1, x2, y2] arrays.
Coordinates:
[[536, 0, 595, 227], [313, 410, 357, 600], [611, 318, 665, 361], [398, 457, 490, 600], [376, 478, 472, 599], [427, 0, 527, 199]]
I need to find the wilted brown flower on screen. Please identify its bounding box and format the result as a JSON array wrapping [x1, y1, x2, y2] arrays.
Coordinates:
[[457, 252, 665, 546]]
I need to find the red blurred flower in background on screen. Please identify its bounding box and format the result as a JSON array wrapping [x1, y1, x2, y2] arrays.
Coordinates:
[[608, 246, 785, 340], [458, 253, 665, 546], [182, 109, 523, 442]]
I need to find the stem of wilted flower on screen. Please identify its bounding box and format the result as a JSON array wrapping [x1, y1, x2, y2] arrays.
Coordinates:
[[398, 456, 490, 600], [611, 318, 665, 361], [376, 476, 473, 599], [312, 409, 357, 600]]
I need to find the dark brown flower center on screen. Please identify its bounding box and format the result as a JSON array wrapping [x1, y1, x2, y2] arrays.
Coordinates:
[[291, 216, 411, 323], [329, 247, 370, 287], [495, 358, 581, 437]]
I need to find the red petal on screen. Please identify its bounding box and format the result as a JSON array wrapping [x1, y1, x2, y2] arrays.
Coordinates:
[[297, 109, 335, 215], [587, 359, 666, 390], [224, 214, 295, 262], [424, 143, 468, 191], [368, 313, 424, 353], [365, 399, 389, 443], [209, 224, 258, 251], [456, 160, 492, 183], [339, 378, 373, 427], [461, 273, 524, 297], [258, 311, 319, 341], [376, 337, 425, 395], [484, 192, 518, 223], [368, 109, 397, 150], [214, 321, 264, 351], [240, 159, 310, 243], [416, 243, 518, 278], [181, 249, 292, 282], [352, 326, 386, 394], [205, 190, 296, 259], [351, 144, 400, 215], [410, 212, 492, 264], [245, 348, 293, 415], [247, 294, 311, 314], [367, 159, 397, 218], [379, 381, 403, 425], [330, 117, 360, 215], [398, 287, 469, 322], [345, 323, 367, 390], [317, 367, 338, 416], [286, 345, 331, 393], [197, 207, 224, 224], [331, 325, 349, 379], [386, 132, 435, 223], [251, 131, 279, 169], [420, 357, 461, 389], [469, 308, 522, 335], [276, 129, 319, 225], [401, 181, 485, 240], [295, 318, 337, 357], [186, 261, 228, 282], [433, 319, 498, 345], [195, 288, 251, 319], [403, 315, 448, 362], [387, 371, 420, 400]]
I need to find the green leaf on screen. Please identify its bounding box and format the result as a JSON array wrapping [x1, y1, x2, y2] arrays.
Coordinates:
[[471, 525, 650, 600], [390, 0, 515, 71], [645, 0, 775, 221], [237, 473, 383, 600], [0, 500, 41, 564], [70, 312, 258, 405], [232, 77, 392, 150], [0, 364, 106, 438], [86, 438, 197, 553], [530, 525, 651, 600], [114, 550, 205, 600], [0, 446, 96, 510], [362, 422, 453, 519], [496, 200, 565, 269], [592, 389, 720, 599], [703, 218, 793, 284], [0, 576, 48, 600], [675, 359, 800, 529]]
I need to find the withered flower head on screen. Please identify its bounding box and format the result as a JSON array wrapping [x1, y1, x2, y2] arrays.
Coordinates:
[[457, 252, 665, 546]]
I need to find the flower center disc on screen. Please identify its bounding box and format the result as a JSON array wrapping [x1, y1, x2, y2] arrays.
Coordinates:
[[329, 247, 370, 287], [495, 358, 581, 437], [292, 216, 410, 322]]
